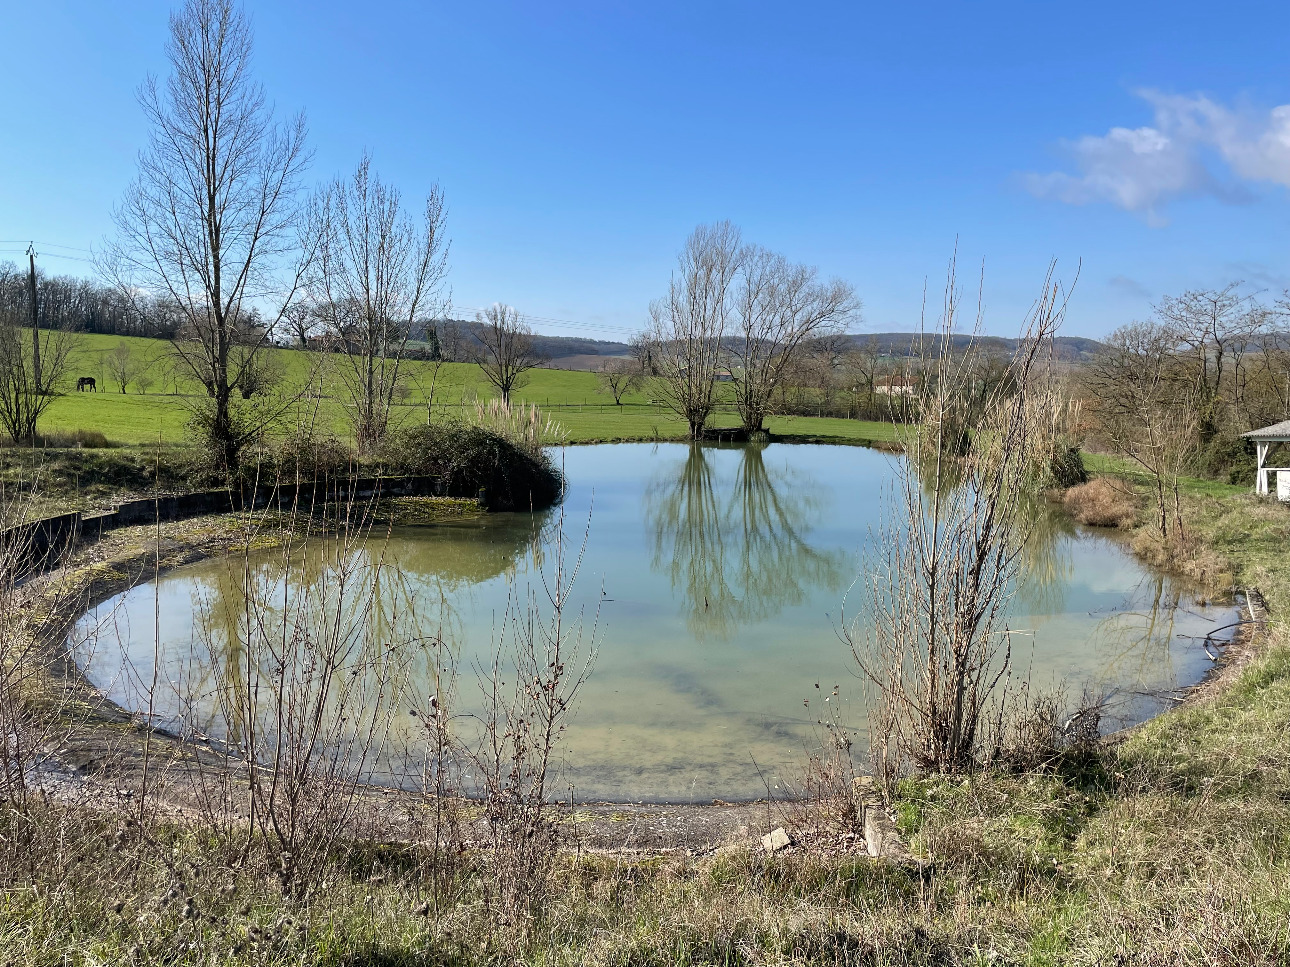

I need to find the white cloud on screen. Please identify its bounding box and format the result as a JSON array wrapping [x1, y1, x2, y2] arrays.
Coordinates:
[[1025, 90, 1290, 223]]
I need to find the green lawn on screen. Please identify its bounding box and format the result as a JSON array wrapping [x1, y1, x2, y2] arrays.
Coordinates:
[[1082, 450, 1248, 498], [61, 332, 654, 408], [44, 332, 896, 447]]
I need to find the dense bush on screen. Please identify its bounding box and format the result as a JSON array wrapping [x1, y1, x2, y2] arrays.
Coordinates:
[[1198, 432, 1257, 485], [1062, 477, 1138, 528], [1048, 444, 1088, 488], [184, 399, 266, 481], [381, 421, 563, 511], [275, 427, 355, 482]]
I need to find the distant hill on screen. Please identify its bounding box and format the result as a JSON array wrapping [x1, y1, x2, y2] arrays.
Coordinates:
[[417, 319, 633, 368], [413, 321, 1106, 369], [846, 332, 1106, 362]]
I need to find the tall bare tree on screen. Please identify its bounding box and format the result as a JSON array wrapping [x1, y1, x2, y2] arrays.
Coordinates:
[[1247, 326, 1290, 427], [847, 336, 883, 399], [103, 341, 141, 393], [627, 333, 658, 376], [646, 222, 743, 437], [0, 306, 77, 444], [729, 247, 857, 433], [1089, 321, 1196, 538], [103, 0, 310, 473], [309, 154, 449, 450], [846, 257, 1068, 778], [282, 300, 320, 348], [1155, 284, 1268, 446], [0, 259, 82, 443], [231, 340, 285, 399], [473, 304, 543, 405]]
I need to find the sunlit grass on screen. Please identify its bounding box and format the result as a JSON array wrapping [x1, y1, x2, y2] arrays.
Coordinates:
[[40, 332, 899, 447], [1082, 450, 1247, 498]]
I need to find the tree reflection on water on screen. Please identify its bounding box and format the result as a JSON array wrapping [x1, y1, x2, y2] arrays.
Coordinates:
[[175, 510, 555, 741], [644, 443, 849, 638]]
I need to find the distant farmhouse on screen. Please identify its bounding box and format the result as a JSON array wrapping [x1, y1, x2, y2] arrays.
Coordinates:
[[874, 374, 916, 396]]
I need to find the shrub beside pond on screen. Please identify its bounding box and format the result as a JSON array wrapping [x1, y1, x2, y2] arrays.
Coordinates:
[[381, 421, 564, 511]]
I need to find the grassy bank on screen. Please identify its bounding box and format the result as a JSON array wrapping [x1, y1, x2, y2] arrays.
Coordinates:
[[1, 464, 1288, 963]]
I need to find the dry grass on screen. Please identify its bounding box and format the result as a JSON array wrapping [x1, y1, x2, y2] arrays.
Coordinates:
[[1062, 477, 1138, 527]]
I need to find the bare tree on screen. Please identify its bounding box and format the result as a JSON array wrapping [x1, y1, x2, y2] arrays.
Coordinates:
[[846, 257, 1068, 778], [472, 304, 543, 405], [1089, 321, 1196, 539], [283, 300, 320, 348], [308, 154, 449, 451], [1246, 325, 1290, 427], [103, 341, 141, 393], [103, 0, 310, 474], [133, 356, 158, 395], [412, 354, 447, 423], [628, 333, 658, 376], [729, 248, 857, 432], [439, 319, 465, 363], [0, 263, 78, 443], [1155, 284, 1268, 446], [848, 336, 883, 398], [231, 341, 285, 399], [594, 358, 642, 406], [646, 222, 743, 437]]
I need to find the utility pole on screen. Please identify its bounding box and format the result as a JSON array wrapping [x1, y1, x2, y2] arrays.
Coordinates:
[[26, 243, 41, 393]]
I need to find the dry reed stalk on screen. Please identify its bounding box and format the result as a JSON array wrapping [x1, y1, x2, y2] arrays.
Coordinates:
[[844, 255, 1072, 781], [1063, 477, 1139, 528], [174, 474, 423, 894], [469, 501, 598, 932], [471, 398, 567, 456]]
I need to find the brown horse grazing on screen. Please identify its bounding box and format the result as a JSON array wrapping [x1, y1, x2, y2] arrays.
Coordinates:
[[76, 376, 96, 392]]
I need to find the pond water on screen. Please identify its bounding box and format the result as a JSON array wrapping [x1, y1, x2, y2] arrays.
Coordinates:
[[71, 443, 1234, 802]]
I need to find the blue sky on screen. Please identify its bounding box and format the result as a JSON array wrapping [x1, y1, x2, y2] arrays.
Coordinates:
[[3, 1, 1289, 340]]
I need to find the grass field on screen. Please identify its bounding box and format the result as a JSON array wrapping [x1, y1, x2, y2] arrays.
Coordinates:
[[1081, 450, 1248, 498], [41, 332, 898, 446]]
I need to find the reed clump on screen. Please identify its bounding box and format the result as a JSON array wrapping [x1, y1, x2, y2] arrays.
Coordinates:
[[1063, 477, 1138, 527]]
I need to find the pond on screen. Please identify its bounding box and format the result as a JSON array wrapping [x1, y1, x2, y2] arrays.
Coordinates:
[[71, 442, 1234, 802]]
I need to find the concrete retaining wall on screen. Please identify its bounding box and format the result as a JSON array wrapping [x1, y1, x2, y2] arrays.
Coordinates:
[[1, 475, 448, 575]]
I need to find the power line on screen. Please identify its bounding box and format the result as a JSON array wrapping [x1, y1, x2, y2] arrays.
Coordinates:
[[0, 248, 95, 265], [34, 252, 95, 264], [0, 240, 94, 253], [0, 240, 92, 251]]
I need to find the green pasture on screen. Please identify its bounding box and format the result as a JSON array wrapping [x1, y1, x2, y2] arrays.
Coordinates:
[[43, 332, 897, 447], [1082, 450, 1247, 498]]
